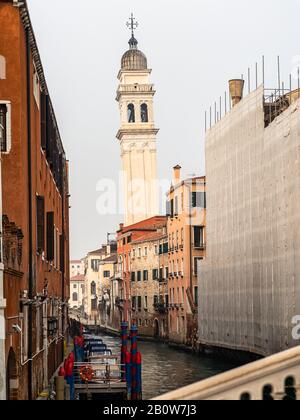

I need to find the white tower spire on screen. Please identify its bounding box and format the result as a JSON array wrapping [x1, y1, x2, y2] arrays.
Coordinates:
[[116, 15, 159, 226]]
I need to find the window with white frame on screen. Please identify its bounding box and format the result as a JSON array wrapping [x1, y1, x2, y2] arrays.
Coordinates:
[[0, 55, 6, 79], [0, 101, 11, 153], [33, 63, 40, 108]]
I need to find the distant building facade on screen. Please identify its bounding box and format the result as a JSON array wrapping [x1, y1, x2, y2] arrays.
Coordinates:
[[70, 275, 85, 311], [70, 259, 85, 278], [84, 243, 117, 323], [130, 223, 168, 339], [116, 216, 167, 328], [166, 166, 206, 347]]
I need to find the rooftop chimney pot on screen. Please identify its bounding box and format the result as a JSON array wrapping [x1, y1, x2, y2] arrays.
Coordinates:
[[173, 165, 182, 185], [229, 79, 245, 107]]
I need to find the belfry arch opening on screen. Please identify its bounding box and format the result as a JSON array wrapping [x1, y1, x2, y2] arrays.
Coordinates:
[[127, 103, 135, 123], [141, 103, 148, 123]]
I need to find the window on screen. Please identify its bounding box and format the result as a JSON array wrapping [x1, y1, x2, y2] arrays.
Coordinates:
[[152, 269, 158, 280], [33, 64, 40, 108], [143, 270, 148, 281], [141, 103, 148, 123], [0, 102, 11, 152], [137, 271, 142, 282], [154, 245, 158, 255], [159, 267, 164, 280], [91, 259, 100, 271], [127, 236, 132, 244], [46, 212, 54, 261], [36, 196, 45, 253], [131, 272, 136, 282], [0, 55, 6, 79], [91, 281, 96, 295], [137, 296, 142, 311], [190, 192, 206, 209], [182, 287, 185, 304], [91, 298, 97, 310], [73, 284, 77, 289], [72, 292, 78, 302], [138, 248, 141, 258], [144, 296, 148, 310], [127, 103, 135, 123], [132, 296, 136, 311], [194, 226, 204, 248], [153, 295, 159, 306], [194, 257, 203, 276], [103, 271, 111, 278], [144, 247, 148, 256], [133, 249, 136, 258], [166, 199, 174, 218], [174, 196, 178, 216]]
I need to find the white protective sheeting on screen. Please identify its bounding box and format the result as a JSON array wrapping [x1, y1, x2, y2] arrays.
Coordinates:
[[199, 86, 300, 356]]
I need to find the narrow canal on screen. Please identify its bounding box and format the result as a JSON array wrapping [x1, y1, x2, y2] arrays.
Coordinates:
[[100, 334, 239, 399]]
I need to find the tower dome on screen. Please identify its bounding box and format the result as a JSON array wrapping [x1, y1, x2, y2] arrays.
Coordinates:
[[121, 37, 148, 71]]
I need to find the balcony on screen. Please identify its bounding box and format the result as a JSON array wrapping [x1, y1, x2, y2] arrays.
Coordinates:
[[154, 302, 168, 314], [115, 297, 124, 308]]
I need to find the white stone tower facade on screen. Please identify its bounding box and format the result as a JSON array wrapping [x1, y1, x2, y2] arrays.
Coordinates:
[[116, 15, 159, 226]]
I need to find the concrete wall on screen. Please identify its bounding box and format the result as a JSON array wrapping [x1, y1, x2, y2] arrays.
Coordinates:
[[199, 86, 300, 357]]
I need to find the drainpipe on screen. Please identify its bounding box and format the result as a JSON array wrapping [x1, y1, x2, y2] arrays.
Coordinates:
[[0, 151, 7, 400], [25, 26, 34, 401]]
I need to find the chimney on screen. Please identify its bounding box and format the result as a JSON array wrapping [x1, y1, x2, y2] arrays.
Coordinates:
[[173, 165, 182, 185], [229, 79, 245, 107]]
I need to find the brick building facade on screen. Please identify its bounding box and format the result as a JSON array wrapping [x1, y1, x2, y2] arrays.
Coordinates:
[[0, 1, 69, 400]]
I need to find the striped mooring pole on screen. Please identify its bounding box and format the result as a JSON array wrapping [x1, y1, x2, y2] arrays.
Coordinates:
[[130, 324, 138, 400], [121, 322, 128, 381], [125, 351, 132, 399], [136, 351, 142, 400]]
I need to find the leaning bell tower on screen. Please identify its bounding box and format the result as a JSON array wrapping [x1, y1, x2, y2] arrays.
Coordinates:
[[116, 14, 159, 226]]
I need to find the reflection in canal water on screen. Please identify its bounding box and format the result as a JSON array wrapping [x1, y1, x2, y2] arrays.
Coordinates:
[[99, 334, 239, 400]]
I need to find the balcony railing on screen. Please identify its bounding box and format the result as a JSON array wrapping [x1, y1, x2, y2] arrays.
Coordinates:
[[154, 302, 168, 314]]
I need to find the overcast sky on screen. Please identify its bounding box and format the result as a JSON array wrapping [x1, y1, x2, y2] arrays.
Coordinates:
[[27, 0, 300, 259]]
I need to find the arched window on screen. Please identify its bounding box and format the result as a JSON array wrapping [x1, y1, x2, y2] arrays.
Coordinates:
[[283, 376, 296, 400], [240, 392, 251, 401], [262, 384, 274, 401], [127, 104, 135, 123], [72, 292, 78, 302], [141, 103, 148, 123], [0, 55, 6, 80], [91, 281, 96, 295]]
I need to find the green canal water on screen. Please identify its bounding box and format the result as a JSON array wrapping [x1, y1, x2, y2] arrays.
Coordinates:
[[100, 334, 239, 400]]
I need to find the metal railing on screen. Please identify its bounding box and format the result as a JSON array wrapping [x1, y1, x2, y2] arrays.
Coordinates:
[[73, 360, 123, 386]]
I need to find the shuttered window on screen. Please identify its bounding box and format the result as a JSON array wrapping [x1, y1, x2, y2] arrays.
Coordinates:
[[36, 196, 45, 253], [46, 211, 54, 261], [190, 192, 206, 209], [0, 104, 7, 152], [40, 93, 47, 150]]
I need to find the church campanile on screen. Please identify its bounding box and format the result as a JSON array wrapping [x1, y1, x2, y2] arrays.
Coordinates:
[[116, 14, 159, 226]]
